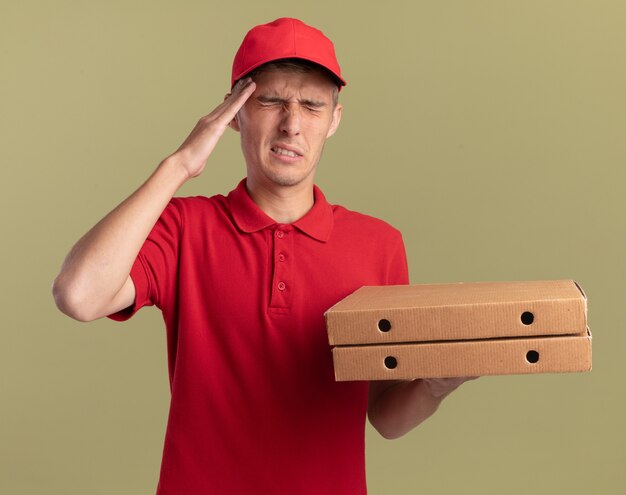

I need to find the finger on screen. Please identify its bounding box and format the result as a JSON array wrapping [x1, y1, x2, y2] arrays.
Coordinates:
[[222, 77, 255, 106], [215, 78, 256, 126], [233, 76, 253, 92], [227, 78, 256, 107]]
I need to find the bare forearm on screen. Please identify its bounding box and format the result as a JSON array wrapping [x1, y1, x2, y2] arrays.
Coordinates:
[[368, 380, 445, 439], [52, 79, 256, 321], [52, 157, 188, 321], [368, 377, 475, 440]]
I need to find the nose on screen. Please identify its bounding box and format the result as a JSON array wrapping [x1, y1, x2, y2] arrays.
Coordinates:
[[279, 104, 301, 136]]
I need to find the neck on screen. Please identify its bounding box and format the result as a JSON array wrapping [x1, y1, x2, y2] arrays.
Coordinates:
[[246, 178, 315, 224]]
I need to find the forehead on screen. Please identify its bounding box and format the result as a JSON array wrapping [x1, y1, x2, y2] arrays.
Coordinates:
[[251, 69, 337, 101]]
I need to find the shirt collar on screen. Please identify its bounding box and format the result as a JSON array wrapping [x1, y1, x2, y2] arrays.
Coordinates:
[[227, 179, 334, 243]]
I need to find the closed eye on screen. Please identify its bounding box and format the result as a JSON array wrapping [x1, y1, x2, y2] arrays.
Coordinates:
[[256, 96, 327, 111], [300, 100, 326, 110], [257, 96, 285, 106]]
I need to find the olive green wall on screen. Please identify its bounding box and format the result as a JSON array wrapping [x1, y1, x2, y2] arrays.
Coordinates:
[[2, 1, 624, 493]]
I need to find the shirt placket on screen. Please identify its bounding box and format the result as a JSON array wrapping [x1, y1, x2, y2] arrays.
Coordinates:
[[269, 225, 294, 312]]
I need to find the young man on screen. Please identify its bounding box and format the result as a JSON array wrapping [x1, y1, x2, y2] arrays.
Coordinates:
[[53, 18, 473, 494]]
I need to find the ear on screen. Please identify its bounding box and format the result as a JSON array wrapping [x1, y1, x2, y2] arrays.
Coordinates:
[[224, 93, 241, 132], [326, 103, 343, 139]]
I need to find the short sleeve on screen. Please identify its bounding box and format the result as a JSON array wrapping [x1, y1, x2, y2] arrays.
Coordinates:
[[386, 230, 410, 286], [107, 199, 183, 321]]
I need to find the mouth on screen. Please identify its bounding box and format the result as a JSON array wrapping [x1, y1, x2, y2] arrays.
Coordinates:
[[271, 145, 303, 158]]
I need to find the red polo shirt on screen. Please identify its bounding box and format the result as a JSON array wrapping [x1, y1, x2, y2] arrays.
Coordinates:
[[109, 179, 409, 494]]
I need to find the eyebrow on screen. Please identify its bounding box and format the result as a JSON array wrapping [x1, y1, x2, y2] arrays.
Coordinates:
[[256, 94, 327, 108]]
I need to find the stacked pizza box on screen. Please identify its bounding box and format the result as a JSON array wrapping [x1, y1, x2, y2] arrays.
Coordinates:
[[325, 280, 592, 380]]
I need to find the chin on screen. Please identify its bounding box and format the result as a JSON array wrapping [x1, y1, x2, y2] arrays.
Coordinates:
[[267, 174, 307, 187], [263, 167, 315, 188]]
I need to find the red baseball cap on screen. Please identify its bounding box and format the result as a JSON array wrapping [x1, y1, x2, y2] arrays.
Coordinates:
[[231, 17, 346, 89]]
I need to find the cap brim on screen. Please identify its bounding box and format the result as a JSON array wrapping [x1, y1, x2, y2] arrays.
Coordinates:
[[232, 56, 346, 89]]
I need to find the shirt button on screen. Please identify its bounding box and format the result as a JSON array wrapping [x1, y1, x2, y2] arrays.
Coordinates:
[[278, 253, 286, 262], [276, 230, 284, 239], [277, 281, 286, 291]]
